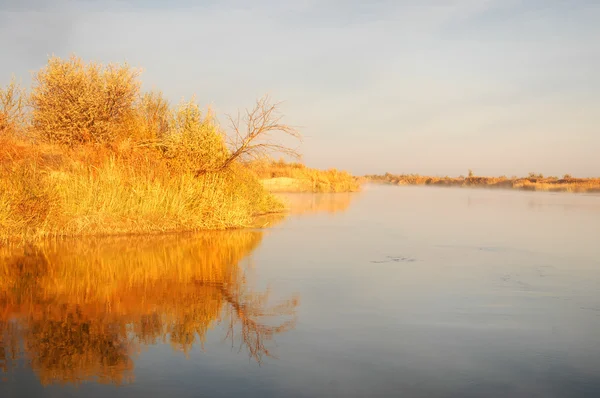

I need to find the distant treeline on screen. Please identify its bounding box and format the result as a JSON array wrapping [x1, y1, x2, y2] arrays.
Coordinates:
[[365, 172, 600, 193]]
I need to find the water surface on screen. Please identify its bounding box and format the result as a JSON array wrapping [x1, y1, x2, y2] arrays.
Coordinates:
[[1, 185, 600, 397]]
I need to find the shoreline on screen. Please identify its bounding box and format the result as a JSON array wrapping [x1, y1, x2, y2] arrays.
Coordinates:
[[0, 210, 290, 245], [365, 175, 600, 194], [260, 176, 362, 193]]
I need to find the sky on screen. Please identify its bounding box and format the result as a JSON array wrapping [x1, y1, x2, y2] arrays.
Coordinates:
[[1, 0, 599, 177]]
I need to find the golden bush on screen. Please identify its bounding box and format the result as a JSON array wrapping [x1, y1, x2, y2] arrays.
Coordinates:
[[0, 77, 26, 137], [30, 55, 141, 145]]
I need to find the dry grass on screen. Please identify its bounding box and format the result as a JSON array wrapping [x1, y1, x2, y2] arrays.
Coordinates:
[[0, 56, 289, 242], [30, 56, 141, 145], [249, 158, 361, 193], [366, 173, 600, 193], [0, 137, 283, 242], [0, 232, 298, 384]]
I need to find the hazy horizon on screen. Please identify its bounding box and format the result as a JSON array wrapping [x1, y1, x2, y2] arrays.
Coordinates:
[[1, 0, 599, 177]]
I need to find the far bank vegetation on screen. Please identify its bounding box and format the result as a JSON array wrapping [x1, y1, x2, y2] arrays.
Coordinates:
[[366, 172, 600, 193]]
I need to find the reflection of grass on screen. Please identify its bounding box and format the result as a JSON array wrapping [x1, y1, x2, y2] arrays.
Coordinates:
[[366, 173, 600, 193], [277, 192, 356, 215], [0, 231, 298, 386]]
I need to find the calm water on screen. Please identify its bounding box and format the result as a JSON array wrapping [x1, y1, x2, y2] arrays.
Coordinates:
[[1, 185, 600, 397]]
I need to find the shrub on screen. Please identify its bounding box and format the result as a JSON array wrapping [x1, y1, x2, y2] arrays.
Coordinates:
[[0, 55, 302, 241], [162, 98, 229, 174], [135, 90, 171, 141], [30, 55, 141, 145], [0, 77, 26, 137]]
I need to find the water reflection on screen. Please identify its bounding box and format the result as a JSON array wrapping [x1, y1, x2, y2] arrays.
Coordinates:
[[277, 192, 357, 215], [0, 232, 298, 386], [250, 192, 358, 229]]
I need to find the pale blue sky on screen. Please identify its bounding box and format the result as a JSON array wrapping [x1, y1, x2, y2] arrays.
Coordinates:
[[1, 0, 599, 176]]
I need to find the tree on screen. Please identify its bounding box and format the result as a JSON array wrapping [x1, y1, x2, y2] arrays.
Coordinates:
[[30, 55, 141, 145], [135, 90, 171, 141], [219, 95, 301, 172], [0, 77, 26, 137], [164, 98, 229, 173]]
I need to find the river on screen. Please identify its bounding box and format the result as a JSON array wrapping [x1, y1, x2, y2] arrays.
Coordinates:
[[1, 185, 599, 397]]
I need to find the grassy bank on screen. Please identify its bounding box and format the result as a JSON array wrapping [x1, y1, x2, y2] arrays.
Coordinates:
[[249, 159, 361, 193], [0, 56, 289, 242], [0, 138, 282, 241], [366, 173, 600, 193]]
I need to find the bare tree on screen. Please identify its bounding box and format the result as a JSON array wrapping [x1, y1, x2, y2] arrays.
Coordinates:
[[137, 94, 302, 177], [219, 95, 302, 171]]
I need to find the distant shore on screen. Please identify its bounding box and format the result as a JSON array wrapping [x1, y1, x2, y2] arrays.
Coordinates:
[[365, 174, 600, 193], [260, 177, 361, 193]]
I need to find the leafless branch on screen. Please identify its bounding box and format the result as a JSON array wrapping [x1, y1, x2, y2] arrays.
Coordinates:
[[197, 95, 301, 176]]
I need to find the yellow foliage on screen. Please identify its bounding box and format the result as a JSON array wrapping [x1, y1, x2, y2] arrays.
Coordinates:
[[0, 139, 283, 241], [0, 55, 288, 241], [135, 90, 171, 140], [30, 55, 141, 145], [0, 77, 26, 137], [248, 158, 361, 193], [163, 99, 229, 173]]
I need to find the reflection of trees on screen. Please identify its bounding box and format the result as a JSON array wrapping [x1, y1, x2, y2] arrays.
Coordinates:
[[25, 310, 134, 386], [0, 232, 298, 386], [0, 320, 19, 376], [221, 284, 298, 362]]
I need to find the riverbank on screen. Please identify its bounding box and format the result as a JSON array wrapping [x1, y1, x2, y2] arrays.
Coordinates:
[[0, 137, 285, 242], [250, 159, 361, 193], [0, 56, 291, 242], [365, 173, 600, 193]]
